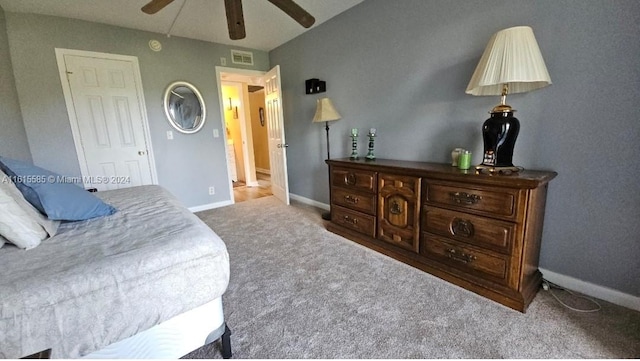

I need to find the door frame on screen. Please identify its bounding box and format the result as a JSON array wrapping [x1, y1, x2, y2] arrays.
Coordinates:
[[55, 48, 158, 186], [215, 66, 270, 203]]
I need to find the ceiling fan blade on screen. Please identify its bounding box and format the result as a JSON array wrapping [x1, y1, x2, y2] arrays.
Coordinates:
[[224, 0, 246, 40], [267, 0, 315, 28], [141, 0, 175, 14]]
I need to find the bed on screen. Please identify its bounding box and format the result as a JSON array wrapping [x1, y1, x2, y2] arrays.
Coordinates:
[[0, 185, 231, 359]]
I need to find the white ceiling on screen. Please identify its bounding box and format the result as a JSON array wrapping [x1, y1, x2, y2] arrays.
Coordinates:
[[0, 0, 363, 51]]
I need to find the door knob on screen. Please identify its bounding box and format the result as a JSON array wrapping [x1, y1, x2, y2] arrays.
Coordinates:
[[277, 143, 289, 148], [138, 150, 146, 155]]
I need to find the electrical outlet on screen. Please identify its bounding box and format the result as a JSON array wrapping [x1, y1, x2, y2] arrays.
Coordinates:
[[208, 186, 215, 195], [213, 129, 219, 138], [220, 57, 226, 66], [167, 130, 173, 140]]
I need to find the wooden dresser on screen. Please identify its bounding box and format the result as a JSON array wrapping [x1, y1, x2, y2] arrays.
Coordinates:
[[326, 158, 556, 312]]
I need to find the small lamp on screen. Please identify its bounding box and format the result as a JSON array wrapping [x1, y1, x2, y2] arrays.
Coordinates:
[[313, 97, 341, 221], [466, 26, 552, 173], [312, 97, 342, 160]]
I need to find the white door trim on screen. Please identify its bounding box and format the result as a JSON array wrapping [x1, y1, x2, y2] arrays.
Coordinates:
[[55, 48, 158, 186]]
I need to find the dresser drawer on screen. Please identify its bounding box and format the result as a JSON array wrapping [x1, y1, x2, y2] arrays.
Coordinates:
[[331, 205, 376, 238], [332, 188, 376, 215], [421, 233, 511, 286], [422, 206, 516, 254], [331, 167, 376, 193], [423, 181, 520, 220]]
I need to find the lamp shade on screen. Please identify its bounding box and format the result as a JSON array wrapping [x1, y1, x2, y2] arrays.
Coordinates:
[[466, 26, 552, 96], [312, 97, 341, 123]]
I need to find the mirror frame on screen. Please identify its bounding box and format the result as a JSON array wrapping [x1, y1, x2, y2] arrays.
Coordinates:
[[163, 81, 207, 134]]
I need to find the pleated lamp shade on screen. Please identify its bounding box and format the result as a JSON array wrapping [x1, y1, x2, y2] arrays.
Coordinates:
[[466, 26, 552, 96], [312, 97, 341, 123]]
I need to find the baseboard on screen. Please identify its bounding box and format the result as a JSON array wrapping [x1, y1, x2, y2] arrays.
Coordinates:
[[289, 193, 329, 211], [189, 200, 233, 213], [539, 267, 640, 312], [246, 181, 260, 187], [256, 168, 270, 175]]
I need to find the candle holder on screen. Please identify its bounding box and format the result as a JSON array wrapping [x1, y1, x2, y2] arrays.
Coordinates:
[[366, 129, 376, 160], [350, 134, 359, 159]]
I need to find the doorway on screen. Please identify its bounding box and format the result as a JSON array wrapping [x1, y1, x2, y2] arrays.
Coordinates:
[[217, 67, 284, 204]]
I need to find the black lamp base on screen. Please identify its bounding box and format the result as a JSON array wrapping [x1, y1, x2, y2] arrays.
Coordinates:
[[480, 111, 520, 168]]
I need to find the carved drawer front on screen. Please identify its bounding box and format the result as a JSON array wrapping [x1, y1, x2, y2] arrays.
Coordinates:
[[421, 234, 512, 287], [332, 188, 376, 215], [423, 181, 520, 221], [332, 205, 376, 238], [331, 167, 376, 193], [377, 174, 421, 253], [422, 206, 516, 255]]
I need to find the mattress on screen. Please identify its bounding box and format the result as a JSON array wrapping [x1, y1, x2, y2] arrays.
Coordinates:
[[0, 185, 230, 358]]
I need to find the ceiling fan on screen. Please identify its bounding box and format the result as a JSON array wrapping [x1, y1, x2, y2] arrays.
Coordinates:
[[141, 0, 316, 40]]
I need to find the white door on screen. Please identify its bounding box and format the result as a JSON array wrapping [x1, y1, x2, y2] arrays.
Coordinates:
[[57, 50, 156, 191], [263, 66, 290, 205]]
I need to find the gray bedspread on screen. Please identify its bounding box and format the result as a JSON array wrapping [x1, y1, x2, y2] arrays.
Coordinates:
[[0, 185, 230, 358]]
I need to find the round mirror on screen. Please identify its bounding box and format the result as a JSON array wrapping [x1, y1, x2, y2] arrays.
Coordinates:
[[163, 81, 206, 134]]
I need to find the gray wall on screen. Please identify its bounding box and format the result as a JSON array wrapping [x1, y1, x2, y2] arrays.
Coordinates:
[[271, 0, 640, 296], [0, 7, 31, 161], [4, 12, 269, 207]]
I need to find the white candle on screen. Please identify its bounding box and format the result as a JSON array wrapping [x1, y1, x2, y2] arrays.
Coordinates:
[[369, 128, 376, 136], [351, 128, 358, 136]]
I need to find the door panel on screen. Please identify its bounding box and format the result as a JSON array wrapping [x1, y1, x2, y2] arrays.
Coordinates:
[[63, 54, 154, 191], [263, 65, 290, 205], [377, 174, 422, 253]]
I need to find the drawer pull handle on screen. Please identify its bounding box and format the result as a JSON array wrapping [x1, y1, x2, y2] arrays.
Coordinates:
[[343, 215, 358, 225], [450, 192, 482, 205], [446, 248, 477, 264], [390, 200, 402, 215], [345, 173, 357, 186], [344, 195, 359, 204], [451, 218, 474, 237]]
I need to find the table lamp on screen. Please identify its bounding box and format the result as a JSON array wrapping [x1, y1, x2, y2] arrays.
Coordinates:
[[466, 26, 552, 173]]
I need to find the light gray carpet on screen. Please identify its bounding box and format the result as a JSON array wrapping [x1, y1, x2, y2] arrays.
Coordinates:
[[185, 196, 640, 359]]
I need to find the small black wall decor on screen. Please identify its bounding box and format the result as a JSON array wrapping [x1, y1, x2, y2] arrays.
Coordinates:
[[305, 78, 326, 94]]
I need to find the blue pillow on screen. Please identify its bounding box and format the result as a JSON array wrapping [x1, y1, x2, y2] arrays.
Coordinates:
[[0, 157, 116, 221]]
